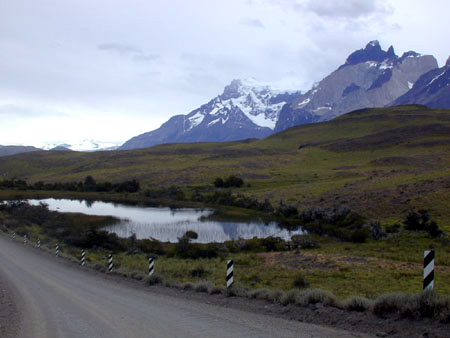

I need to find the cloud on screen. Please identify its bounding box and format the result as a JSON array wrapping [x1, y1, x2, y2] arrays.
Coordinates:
[[133, 54, 160, 62], [297, 0, 389, 19], [239, 18, 265, 28], [98, 42, 160, 62], [98, 43, 142, 55]]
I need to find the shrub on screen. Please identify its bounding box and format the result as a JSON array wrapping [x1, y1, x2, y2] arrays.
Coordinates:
[[403, 210, 442, 237], [343, 296, 373, 312], [292, 273, 309, 289], [350, 228, 369, 243], [145, 273, 162, 285], [190, 266, 207, 278], [295, 289, 337, 307], [213, 175, 244, 188], [291, 235, 319, 250], [208, 286, 225, 295], [194, 281, 213, 293], [181, 282, 194, 290], [213, 177, 224, 188]]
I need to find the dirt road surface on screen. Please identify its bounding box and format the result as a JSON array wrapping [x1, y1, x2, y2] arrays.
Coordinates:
[[0, 234, 376, 338]]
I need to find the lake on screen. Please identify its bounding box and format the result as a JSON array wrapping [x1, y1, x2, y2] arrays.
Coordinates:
[[28, 198, 304, 243]]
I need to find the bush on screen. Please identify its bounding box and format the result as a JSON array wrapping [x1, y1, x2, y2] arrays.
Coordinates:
[[372, 291, 450, 319], [190, 266, 207, 278], [343, 296, 373, 312], [350, 228, 369, 243], [291, 235, 319, 250], [292, 273, 309, 289], [294, 289, 337, 307], [213, 175, 244, 188], [403, 210, 442, 237], [194, 281, 212, 293]]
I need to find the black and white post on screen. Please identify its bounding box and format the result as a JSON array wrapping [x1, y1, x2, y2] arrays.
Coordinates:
[[23, 234, 27, 244], [108, 254, 113, 273], [12, 232, 16, 240], [423, 250, 435, 290], [81, 249, 86, 266], [55, 244, 60, 257], [37, 238, 40, 248], [148, 257, 154, 276], [226, 260, 234, 288]]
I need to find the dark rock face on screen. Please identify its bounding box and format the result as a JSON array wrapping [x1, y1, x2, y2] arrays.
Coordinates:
[[391, 57, 450, 108], [340, 41, 396, 68], [274, 42, 437, 132]]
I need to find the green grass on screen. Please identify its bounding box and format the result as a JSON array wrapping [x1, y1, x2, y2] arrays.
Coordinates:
[[1, 105, 450, 226]]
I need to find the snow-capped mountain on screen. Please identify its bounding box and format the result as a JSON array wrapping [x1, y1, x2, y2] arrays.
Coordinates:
[[120, 79, 298, 149], [42, 139, 120, 152], [121, 41, 439, 150], [391, 55, 450, 108], [274, 41, 438, 131]]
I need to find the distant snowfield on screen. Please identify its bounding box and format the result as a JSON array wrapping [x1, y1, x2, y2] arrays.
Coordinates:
[[41, 139, 121, 152]]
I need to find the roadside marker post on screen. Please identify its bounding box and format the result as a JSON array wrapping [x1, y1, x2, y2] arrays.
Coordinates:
[[12, 232, 16, 240], [56, 244, 60, 257], [108, 254, 114, 273], [81, 249, 86, 266], [24, 234, 27, 245], [148, 257, 154, 276], [226, 260, 234, 289], [37, 238, 40, 248], [423, 250, 435, 290]]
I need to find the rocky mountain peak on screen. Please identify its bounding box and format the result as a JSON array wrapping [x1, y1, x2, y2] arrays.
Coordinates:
[[446, 56, 450, 67], [221, 79, 243, 99], [342, 40, 398, 68]]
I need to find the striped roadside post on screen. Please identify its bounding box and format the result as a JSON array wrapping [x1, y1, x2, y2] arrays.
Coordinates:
[[23, 234, 27, 244], [37, 238, 41, 248], [226, 260, 234, 289], [423, 250, 435, 290], [108, 254, 114, 273], [55, 244, 60, 257], [12, 232, 16, 240], [148, 257, 154, 276], [81, 249, 86, 266]]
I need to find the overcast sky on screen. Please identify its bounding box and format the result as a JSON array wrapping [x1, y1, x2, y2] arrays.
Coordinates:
[[1, 0, 449, 147]]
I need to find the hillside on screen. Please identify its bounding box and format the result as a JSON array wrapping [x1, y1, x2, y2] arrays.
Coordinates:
[[1, 105, 450, 225], [0, 145, 42, 157]]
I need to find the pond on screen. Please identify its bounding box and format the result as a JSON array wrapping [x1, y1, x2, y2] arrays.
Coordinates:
[[28, 198, 304, 243]]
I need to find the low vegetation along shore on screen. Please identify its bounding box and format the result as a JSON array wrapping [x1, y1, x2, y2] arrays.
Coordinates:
[[1, 199, 449, 324]]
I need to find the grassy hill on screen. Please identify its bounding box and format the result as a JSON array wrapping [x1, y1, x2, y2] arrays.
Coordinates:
[[1, 105, 450, 226]]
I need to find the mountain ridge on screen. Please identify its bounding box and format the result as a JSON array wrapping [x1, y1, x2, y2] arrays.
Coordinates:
[[121, 41, 438, 149], [391, 55, 450, 108]]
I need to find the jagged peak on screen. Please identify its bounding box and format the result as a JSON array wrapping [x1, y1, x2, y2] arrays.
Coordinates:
[[367, 40, 381, 48], [387, 46, 396, 57], [341, 41, 398, 69], [446, 56, 450, 67]]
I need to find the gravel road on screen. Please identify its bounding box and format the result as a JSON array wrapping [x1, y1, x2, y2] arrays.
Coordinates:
[[0, 234, 374, 338]]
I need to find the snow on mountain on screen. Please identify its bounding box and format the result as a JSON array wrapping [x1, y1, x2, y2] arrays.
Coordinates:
[[42, 139, 120, 152], [121, 41, 440, 150], [120, 79, 299, 150]]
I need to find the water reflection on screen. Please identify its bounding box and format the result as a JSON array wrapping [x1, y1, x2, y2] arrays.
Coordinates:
[[28, 198, 304, 243]]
